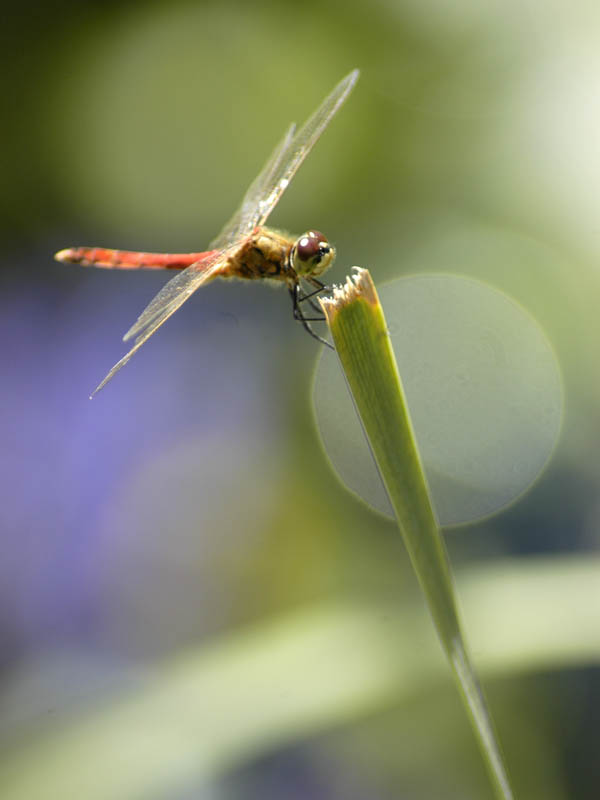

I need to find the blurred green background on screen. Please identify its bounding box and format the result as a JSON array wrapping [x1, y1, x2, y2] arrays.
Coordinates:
[[2, 1, 600, 798]]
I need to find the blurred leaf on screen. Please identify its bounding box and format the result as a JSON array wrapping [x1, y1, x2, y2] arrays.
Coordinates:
[[1, 557, 599, 799]]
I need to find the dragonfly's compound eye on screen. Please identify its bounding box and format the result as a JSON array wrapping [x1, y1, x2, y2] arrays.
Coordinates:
[[292, 230, 336, 276]]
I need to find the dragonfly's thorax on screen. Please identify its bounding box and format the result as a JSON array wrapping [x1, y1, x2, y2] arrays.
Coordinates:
[[224, 228, 294, 282]]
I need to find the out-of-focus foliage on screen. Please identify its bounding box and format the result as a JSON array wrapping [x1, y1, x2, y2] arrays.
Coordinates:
[[2, 1, 600, 798]]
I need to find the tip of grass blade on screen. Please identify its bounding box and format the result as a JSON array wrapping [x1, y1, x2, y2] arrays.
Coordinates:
[[319, 267, 378, 322]]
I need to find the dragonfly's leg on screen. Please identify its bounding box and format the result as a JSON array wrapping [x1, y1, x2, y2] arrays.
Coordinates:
[[297, 292, 326, 318], [307, 277, 329, 291], [297, 278, 333, 316], [297, 290, 326, 317], [298, 277, 333, 300], [291, 285, 328, 323], [297, 286, 327, 302], [289, 285, 334, 349]]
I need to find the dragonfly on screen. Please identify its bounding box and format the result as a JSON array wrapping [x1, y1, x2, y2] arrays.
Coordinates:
[[55, 69, 359, 396]]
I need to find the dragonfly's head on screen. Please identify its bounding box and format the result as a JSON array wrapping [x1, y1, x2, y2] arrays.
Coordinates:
[[291, 230, 335, 278]]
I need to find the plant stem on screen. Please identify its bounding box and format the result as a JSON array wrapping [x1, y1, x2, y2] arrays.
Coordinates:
[[320, 267, 514, 800]]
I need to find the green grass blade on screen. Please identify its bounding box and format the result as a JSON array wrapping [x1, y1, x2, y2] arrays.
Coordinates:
[[320, 267, 514, 800]]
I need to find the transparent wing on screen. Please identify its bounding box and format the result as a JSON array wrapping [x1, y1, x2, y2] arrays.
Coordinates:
[[91, 248, 233, 397], [210, 122, 297, 250], [254, 69, 359, 227], [121, 248, 232, 344], [210, 69, 359, 249]]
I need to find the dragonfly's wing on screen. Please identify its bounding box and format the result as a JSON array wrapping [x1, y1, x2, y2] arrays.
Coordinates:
[[209, 122, 297, 250], [91, 248, 232, 397], [121, 248, 232, 344], [255, 68, 359, 227], [210, 69, 359, 248]]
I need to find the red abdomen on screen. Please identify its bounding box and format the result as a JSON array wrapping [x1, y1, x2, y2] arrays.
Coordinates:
[[54, 247, 218, 270]]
